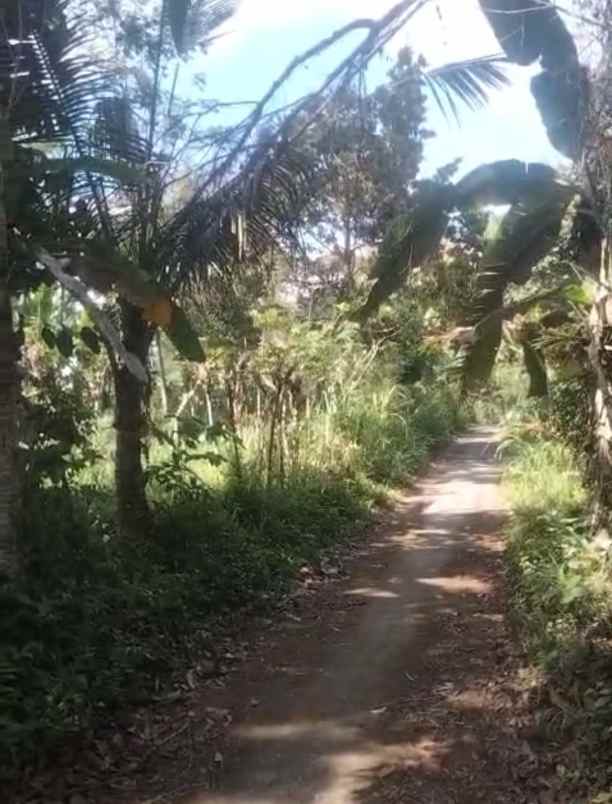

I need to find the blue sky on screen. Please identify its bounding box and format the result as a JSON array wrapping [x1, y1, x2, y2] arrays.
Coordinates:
[[190, 0, 567, 180]]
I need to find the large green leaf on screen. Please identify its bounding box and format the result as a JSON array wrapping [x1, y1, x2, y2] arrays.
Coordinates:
[[40, 326, 56, 350], [163, 304, 205, 362], [455, 160, 561, 207], [357, 183, 453, 321], [80, 326, 101, 354], [56, 327, 74, 358], [462, 185, 572, 391], [478, 1, 583, 158]]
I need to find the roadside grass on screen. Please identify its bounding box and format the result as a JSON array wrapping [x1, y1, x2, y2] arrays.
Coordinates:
[[501, 412, 612, 795]]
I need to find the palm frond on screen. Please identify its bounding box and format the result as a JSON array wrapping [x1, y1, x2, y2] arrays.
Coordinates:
[[154, 142, 314, 293], [1, 1, 110, 145], [422, 55, 509, 123]]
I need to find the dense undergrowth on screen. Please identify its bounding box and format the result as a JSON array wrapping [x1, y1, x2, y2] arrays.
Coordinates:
[[1, 353, 463, 773], [500, 385, 612, 791]]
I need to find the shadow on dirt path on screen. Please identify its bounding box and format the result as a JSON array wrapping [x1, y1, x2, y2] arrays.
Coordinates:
[[109, 426, 526, 804]]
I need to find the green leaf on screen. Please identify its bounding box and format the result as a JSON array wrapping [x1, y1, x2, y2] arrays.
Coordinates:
[[80, 326, 101, 354], [169, 0, 190, 55], [563, 281, 594, 307], [163, 304, 205, 362], [40, 326, 56, 350], [56, 327, 74, 358], [455, 160, 564, 207]]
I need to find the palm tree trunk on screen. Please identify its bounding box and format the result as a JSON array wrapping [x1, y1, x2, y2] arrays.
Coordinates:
[[0, 284, 18, 577], [112, 303, 153, 539]]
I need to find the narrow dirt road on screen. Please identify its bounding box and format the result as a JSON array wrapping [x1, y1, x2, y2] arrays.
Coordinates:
[[148, 426, 522, 804], [111, 427, 527, 804]]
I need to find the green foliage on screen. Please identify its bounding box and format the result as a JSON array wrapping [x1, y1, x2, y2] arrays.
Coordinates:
[[502, 421, 612, 780], [1, 467, 370, 770], [549, 376, 593, 455], [4, 305, 463, 772]]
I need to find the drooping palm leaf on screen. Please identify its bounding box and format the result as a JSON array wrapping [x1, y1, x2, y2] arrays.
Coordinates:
[[169, 0, 236, 55], [155, 142, 314, 293], [422, 55, 509, 123], [91, 98, 148, 165], [1, 1, 109, 145]]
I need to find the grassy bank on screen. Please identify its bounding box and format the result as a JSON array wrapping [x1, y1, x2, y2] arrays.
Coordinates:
[[501, 418, 612, 792]]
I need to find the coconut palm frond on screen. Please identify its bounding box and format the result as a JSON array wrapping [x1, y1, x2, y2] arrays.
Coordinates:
[[155, 143, 314, 292], [1, 1, 109, 146], [422, 55, 509, 123]]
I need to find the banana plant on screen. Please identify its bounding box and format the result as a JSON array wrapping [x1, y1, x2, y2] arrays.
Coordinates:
[[356, 0, 592, 395], [357, 158, 574, 390]]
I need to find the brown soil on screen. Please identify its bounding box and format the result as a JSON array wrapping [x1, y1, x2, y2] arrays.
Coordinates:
[[18, 427, 540, 804]]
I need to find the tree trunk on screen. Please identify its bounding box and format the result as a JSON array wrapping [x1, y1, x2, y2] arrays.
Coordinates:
[[523, 341, 548, 398], [113, 303, 153, 539], [461, 316, 503, 395], [0, 285, 18, 577], [156, 330, 169, 416], [0, 131, 18, 577], [587, 237, 612, 534]]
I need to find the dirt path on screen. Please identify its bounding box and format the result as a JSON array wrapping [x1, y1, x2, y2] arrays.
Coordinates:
[[102, 427, 528, 804], [128, 426, 525, 804]]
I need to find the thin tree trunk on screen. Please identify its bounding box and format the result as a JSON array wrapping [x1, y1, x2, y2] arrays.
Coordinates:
[[112, 303, 153, 539], [588, 237, 612, 534], [522, 341, 548, 398], [0, 134, 18, 577], [0, 285, 18, 577], [156, 330, 169, 416], [205, 387, 214, 427], [343, 215, 354, 292]]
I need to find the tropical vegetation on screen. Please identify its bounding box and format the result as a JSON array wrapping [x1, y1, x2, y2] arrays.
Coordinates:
[[6, 0, 612, 799]]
